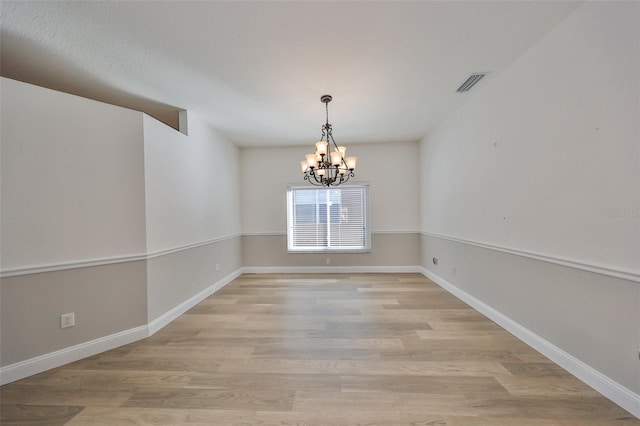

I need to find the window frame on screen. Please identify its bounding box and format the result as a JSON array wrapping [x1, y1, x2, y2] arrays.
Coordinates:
[[286, 184, 371, 253]]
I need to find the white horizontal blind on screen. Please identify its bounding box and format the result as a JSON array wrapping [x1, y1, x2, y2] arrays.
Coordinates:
[[287, 186, 369, 252]]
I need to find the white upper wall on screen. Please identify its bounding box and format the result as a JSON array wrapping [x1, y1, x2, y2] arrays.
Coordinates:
[[0, 77, 243, 269], [241, 141, 420, 234], [1, 77, 147, 270], [420, 1, 639, 272], [143, 113, 241, 253]]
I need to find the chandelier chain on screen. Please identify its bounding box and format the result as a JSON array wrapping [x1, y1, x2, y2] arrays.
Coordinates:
[[325, 100, 329, 125]]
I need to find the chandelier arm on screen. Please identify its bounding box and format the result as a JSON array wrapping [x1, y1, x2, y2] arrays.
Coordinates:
[[305, 172, 324, 186]]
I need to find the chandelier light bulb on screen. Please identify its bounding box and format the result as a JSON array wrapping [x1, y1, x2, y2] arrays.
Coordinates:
[[305, 153, 318, 168], [346, 156, 358, 170], [315, 141, 329, 156], [330, 151, 343, 166]]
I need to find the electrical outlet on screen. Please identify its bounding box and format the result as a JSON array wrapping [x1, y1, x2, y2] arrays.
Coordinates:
[[326, 258, 331, 265], [61, 312, 75, 328], [215, 264, 220, 271]]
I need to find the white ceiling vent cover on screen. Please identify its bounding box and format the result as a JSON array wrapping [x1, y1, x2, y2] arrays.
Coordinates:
[[456, 73, 486, 92]]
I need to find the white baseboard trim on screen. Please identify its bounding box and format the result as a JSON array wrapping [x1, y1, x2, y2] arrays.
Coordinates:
[[240, 266, 423, 274], [148, 268, 242, 335], [419, 266, 640, 420], [0, 268, 243, 386], [0, 325, 148, 386]]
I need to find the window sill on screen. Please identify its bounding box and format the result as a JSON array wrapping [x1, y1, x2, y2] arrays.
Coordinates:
[[288, 249, 371, 254]]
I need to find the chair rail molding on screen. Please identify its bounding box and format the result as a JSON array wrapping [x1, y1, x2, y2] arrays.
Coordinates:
[[421, 232, 639, 283]]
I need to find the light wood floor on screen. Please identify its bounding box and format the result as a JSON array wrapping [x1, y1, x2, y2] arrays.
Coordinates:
[[1, 273, 638, 425]]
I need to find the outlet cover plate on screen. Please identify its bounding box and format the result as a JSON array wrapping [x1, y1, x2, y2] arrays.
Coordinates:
[[61, 312, 75, 328]]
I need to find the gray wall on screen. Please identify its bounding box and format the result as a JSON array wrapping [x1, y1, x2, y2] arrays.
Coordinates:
[[421, 234, 640, 394], [1, 261, 147, 366], [147, 237, 242, 322], [243, 233, 420, 270]]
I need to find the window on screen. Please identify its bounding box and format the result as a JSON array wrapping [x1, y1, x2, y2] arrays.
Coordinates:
[[287, 185, 370, 252]]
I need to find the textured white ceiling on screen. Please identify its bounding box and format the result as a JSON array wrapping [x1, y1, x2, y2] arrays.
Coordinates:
[[1, 1, 581, 147]]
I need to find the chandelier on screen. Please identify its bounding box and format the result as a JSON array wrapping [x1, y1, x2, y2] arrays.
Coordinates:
[[300, 95, 357, 187]]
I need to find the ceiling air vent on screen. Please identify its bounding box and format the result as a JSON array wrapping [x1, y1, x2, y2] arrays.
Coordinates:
[[456, 73, 486, 93]]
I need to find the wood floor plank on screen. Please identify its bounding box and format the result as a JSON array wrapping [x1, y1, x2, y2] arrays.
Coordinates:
[[215, 358, 512, 376], [174, 336, 406, 350], [0, 404, 84, 426], [339, 374, 509, 396], [445, 416, 640, 426], [291, 390, 524, 417], [495, 375, 602, 397], [416, 329, 515, 339], [325, 321, 433, 332], [0, 385, 132, 407], [1, 273, 637, 425], [67, 358, 224, 374], [220, 319, 327, 331], [378, 348, 523, 362], [500, 361, 570, 377], [249, 346, 384, 360], [427, 320, 506, 331], [203, 303, 361, 316], [124, 345, 255, 360], [122, 388, 294, 411], [12, 369, 193, 388], [65, 407, 258, 426], [315, 297, 400, 305], [186, 372, 341, 392], [402, 335, 534, 351], [171, 313, 248, 323], [249, 410, 448, 426]]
